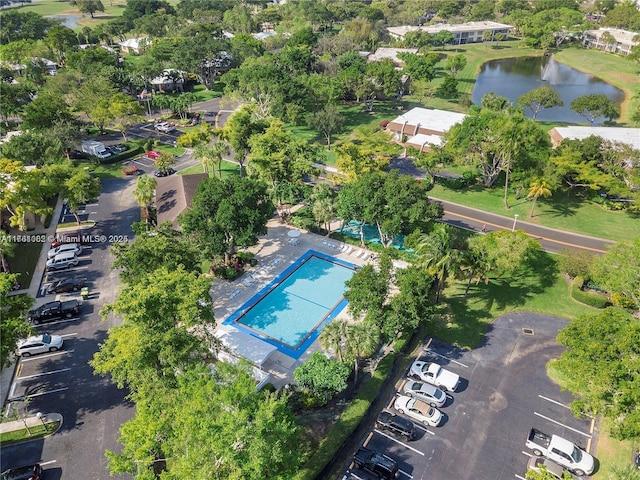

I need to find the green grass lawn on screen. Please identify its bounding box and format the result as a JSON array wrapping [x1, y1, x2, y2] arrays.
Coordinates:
[[432, 251, 597, 349], [427, 183, 638, 243], [179, 161, 240, 178], [6, 241, 41, 288], [0, 421, 60, 446]]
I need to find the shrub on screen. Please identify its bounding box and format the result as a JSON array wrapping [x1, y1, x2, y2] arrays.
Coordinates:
[[573, 276, 585, 289], [558, 249, 594, 278], [571, 283, 609, 308], [379, 119, 389, 128], [610, 292, 636, 310], [98, 145, 143, 165], [435, 170, 476, 189]]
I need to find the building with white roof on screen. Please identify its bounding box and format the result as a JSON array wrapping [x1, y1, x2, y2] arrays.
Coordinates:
[[582, 28, 639, 56], [549, 126, 640, 150], [387, 107, 466, 150], [388, 21, 512, 45], [118, 37, 150, 54], [367, 48, 418, 66]]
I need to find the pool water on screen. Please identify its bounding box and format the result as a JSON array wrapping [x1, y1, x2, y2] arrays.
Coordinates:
[[224, 251, 357, 359]]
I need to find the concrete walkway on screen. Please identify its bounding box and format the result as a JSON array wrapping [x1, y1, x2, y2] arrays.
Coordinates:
[[0, 412, 63, 436]]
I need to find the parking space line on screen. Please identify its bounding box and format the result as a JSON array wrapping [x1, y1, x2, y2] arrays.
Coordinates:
[[17, 368, 71, 380], [24, 387, 68, 398], [61, 332, 78, 338], [538, 395, 570, 409], [399, 469, 413, 478], [20, 350, 72, 362], [413, 423, 435, 435], [362, 431, 374, 447], [533, 412, 592, 438], [373, 429, 425, 456], [515, 474, 527, 479], [40, 460, 57, 467], [521, 451, 532, 457], [427, 350, 468, 368]]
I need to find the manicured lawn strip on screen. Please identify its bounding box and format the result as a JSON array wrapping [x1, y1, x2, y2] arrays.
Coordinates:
[[427, 183, 636, 243], [433, 256, 597, 349], [77, 160, 125, 179], [553, 47, 640, 123], [178, 162, 239, 178], [0, 421, 59, 446], [6, 242, 41, 287]]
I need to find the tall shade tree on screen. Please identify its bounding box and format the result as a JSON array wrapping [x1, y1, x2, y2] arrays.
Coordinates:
[[386, 266, 435, 338], [64, 170, 101, 225], [111, 223, 202, 285], [344, 260, 391, 326], [71, 0, 105, 18], [216, 106, 268, 176], [0, 273, 34, 369], [445, 54, 467, 77], [517, 86, 564, 120], [527, 177, 553, 217], [21, 93, 74, 131], [554, 309, 640, 440], [590, 238, 640, 314], [570, 94, 619, 125], [306, 104, 344, 150], [132, 175, 156, 224], [179, 176, 273, 266], [92, 267, 215, 390], [0, 160, 52, 230], [294, 351, 351, 404]]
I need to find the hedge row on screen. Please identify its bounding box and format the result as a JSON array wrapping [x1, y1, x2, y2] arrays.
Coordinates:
[[571, 283, 609, 309], [98, 146, 143, 165]]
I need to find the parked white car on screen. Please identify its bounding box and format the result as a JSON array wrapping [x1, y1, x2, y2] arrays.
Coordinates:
[[403, 380, 447, 407], [394, 395, 443, 427], [154, 122, 175, 133], [47, 243, 82, 259], [409, 361, 460, 392], [18, 334, 63, 357]]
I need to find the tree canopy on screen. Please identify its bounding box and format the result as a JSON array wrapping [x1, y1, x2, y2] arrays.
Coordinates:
[[555, 308, 640, 440]]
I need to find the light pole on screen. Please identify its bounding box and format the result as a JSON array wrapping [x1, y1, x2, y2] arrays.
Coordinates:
[[512, 214, 519, 231]]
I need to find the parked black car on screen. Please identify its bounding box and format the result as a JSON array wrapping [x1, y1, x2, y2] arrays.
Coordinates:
[[353, 448, 399, 479], [154, 167, 176, 177], [27, 300, 81, 324], [375, 411, 416, 441], [46, 277, 87, 294], [1, 463, 43, 480]]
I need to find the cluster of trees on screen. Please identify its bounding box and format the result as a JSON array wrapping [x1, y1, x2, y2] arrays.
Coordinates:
[[432, 97, 639, 208], [93, 218, 304, 478]]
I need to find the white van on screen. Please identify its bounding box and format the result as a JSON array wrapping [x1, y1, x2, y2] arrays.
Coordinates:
[[46, 251, 79, 271], [47, 243, 82, 259]]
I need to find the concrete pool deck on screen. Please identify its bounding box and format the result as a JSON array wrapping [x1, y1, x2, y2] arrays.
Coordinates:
[[209, 215, 378, 389]]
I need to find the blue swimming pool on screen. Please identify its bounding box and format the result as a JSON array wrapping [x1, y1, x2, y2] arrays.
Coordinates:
[[223, 250, 357, 359]]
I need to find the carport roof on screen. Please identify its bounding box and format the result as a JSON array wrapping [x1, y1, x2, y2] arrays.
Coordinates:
[[156, 173, 207, 228]]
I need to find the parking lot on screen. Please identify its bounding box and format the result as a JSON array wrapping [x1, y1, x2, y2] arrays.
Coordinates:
[[342, 313, 595, 480]]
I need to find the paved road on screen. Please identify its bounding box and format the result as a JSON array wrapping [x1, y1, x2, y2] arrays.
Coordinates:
[[1, 178, 139, 479], [434, 198, 616, 254]]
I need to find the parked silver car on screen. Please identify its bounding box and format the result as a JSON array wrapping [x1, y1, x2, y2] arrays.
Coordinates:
[[403, 380, 447, 407]]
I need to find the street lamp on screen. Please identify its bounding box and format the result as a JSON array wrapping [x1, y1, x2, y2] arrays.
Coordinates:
[[512, 214, 519, 231]]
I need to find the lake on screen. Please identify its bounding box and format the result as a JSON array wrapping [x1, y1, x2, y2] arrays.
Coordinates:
[[472, 56, 624, 124]]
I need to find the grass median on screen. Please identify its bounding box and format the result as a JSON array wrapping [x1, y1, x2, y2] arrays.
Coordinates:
[[0, 421, 60, 446]]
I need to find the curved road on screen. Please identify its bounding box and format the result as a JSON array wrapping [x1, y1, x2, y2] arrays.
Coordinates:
[[434, 197, 616, 254]]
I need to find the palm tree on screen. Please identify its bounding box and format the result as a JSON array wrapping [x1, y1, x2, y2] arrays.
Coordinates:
[[210, 141, 231, 179], [415, 224, 462, 303], [310, 183, 336, 235], [133, 175, 157, 223], [600, 31, 615, 52], [345, 322, 380, 384], [319, 319, 348, 362], [194, 144, 216, 177], [527, 178, 552, 218]]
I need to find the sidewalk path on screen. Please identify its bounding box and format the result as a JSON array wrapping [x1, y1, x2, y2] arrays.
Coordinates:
[[0, 412, 63, 436]]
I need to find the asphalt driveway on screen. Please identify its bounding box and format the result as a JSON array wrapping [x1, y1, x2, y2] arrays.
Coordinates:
[[342, 313, 595, 480]]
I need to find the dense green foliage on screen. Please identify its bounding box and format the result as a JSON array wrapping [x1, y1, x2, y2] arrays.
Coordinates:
[[555, 309, 640, 440]]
